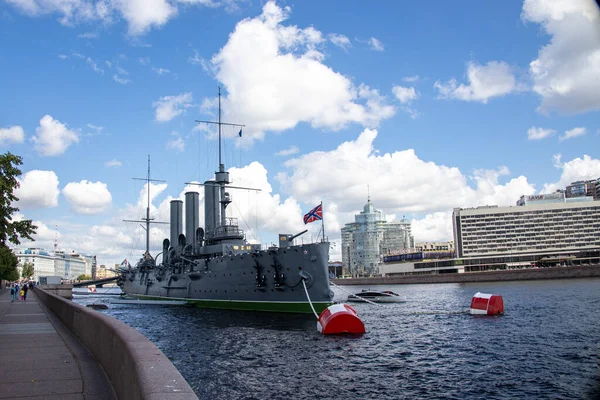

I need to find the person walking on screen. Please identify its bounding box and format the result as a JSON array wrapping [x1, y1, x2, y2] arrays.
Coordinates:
[[22, 284, 29, 301], [10, 284, 15, 302], [14, 283, 19, 301]]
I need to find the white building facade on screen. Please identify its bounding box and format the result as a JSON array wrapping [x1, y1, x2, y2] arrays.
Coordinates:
[[15, 248, 55, 281], [453, 201, 600, 258], [15, 248, 93, 281]]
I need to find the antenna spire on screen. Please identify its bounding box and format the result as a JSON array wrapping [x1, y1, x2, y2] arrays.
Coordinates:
[[54, 225, 58, 253]]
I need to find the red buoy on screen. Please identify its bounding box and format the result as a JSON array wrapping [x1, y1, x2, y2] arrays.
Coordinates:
[[470, 292, 504, 315], [317, 304, 365, 335]]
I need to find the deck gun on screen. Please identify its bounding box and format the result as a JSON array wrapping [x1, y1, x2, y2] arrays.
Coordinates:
[[278, 230, 308, 248]]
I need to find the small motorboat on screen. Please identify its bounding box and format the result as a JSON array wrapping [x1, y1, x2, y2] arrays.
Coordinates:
[[346, 290, 407, 303]]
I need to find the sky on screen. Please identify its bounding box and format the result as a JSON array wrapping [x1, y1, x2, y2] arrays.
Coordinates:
[[1, 0, 599, 267]]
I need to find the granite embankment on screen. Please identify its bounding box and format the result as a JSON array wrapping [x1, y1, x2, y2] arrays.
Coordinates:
[[34, 287, 198, 400], [332, 265, 600, 286]]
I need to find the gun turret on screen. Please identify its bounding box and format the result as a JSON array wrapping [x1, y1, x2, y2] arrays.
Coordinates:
[[278, 230, 308, 247]]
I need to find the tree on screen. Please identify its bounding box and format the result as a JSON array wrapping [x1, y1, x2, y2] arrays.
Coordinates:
[[0, 152, 37, 246], [21, 262, 34, 280], [77, 274, 92, 281], [0, 245, 19, 282]]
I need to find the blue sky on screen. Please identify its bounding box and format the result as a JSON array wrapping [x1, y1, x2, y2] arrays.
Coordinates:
[[1, 0, 599, 266]]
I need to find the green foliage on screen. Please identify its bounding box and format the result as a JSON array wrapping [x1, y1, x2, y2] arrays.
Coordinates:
[[0, 245, 19, 281], [77, 274, 92, 281], [21, 261, 34, 279], [0, 152, 37, 246]]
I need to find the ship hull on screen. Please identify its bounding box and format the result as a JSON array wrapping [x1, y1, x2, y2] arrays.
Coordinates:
[[120, 242, 333, 314]]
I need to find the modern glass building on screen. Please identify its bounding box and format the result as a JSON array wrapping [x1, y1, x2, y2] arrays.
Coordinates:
[[341, 199, 414, 276]]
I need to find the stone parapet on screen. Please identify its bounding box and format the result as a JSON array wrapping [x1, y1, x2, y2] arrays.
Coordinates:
[[38, 284, 73, 299], [34, 287, 198, 400]]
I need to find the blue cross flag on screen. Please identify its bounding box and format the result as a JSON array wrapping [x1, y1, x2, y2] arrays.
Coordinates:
[[303, 203, 323, 224]]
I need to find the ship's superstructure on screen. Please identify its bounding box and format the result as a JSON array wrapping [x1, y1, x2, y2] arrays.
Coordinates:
[[119, 88, 333, 313]]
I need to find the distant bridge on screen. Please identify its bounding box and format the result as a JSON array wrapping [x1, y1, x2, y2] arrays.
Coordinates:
[[72, 276, 119, 288]]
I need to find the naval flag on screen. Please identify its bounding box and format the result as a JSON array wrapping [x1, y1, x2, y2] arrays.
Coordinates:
[[303, 203, 323, 224]]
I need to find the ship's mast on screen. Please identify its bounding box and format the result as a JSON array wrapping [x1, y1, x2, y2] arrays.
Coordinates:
[[195, 87, 252, 234], [124, 155, 168, 258]]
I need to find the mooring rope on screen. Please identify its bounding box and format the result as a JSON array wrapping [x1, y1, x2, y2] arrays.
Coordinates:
[[329, 281, 383, 307], [301, 279, 319, 320]]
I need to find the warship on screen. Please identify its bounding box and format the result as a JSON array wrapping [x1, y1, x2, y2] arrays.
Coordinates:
[[118, 89, 333, 313]]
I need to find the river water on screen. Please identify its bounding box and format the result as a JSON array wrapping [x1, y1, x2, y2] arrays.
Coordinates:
[[74, 279, 600, 399]]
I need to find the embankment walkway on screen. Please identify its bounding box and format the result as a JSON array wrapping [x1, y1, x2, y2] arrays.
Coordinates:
[[0, 288, 117, 399]]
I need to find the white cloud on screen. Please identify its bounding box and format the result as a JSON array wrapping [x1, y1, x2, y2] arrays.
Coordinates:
[[153, 92, 193, 122], [113, 74, 131, 84], [275, 145, 299, 157], [138, 56, 150, 65], [329, 33, 351, 51], [62, 180, 112, 214], [5, 0, 237, 36], [58, 54, 68, 59], [87, 123, 103, 132], [412, 212, 454, 243], [5, 0, 108, 25], [105, 159, 122, 167], [210, 1, 395, 142], [188, 49, 201, 64], [527, 126, 556, 140], [111, 0, 178, 35], [152, 67, 170, 75], [86, 57, 104, 74], [434, 61, 517, 103], [15, 170, 60, 209], [166, 131, 184, 152], [542, 154, 600, 193], [31, 115, 79, 156], [560, 127, 587, 141], [392, 85, 419, 104], [277, 128, 535, 216], [522, 0, 600, 114], [402, 75, 419, 83], [368, 37, 384, 51], [0, 126, 25, 145], [78, 32, 98, 39]]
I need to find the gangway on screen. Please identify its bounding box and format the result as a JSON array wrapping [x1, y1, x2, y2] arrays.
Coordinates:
[[72, 276, 119, 288]]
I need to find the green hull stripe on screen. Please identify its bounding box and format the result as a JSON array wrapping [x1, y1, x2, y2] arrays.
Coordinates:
[[129, 294, 332, 314]]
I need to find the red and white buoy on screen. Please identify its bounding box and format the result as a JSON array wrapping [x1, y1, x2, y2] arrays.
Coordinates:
[[88, 287, 97, 293], [317, 304, 365, 335], [470, 292, 504, 315]]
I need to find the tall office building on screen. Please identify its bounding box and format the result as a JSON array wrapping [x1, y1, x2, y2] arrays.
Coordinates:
[[452, 201, 600, 258], [341, 199, 414, 276]]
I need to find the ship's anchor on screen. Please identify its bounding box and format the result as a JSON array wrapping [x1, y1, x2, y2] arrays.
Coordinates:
[[253, 258, 267, 290]]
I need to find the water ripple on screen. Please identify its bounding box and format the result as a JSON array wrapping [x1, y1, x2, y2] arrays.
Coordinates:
[[76, 278, 600, 400]]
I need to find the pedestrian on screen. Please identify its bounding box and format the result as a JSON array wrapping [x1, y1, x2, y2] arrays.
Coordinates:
[[19, 288, 25, 301], [23, 284, 29, 301], [10, 284, 15, 302]]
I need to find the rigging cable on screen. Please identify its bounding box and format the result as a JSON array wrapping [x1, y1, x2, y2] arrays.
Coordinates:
[[301, 278, 319, 320]]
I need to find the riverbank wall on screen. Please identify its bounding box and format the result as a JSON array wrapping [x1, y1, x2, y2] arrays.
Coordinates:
[[34, 287, 198, 400], [332, 265, 600, 286]]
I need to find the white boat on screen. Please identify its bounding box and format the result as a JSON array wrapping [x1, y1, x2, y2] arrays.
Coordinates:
[[346, 290, 407, 303]]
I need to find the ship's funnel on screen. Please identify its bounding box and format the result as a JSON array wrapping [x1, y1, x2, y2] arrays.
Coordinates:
[[204, 182, 220, 235], [185, 192, 200, 245], [170, 200, 183, 247]]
